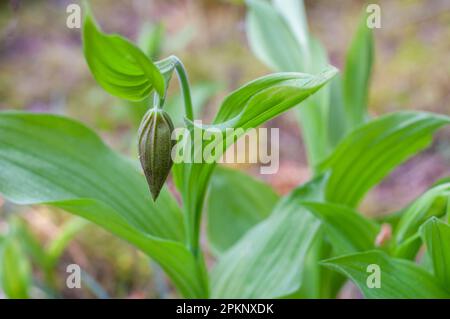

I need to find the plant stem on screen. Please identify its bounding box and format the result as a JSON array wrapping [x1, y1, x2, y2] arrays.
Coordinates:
[[171, 56, 194, 121], [166, 56, 209, 296], [169, 56, 198, 254]]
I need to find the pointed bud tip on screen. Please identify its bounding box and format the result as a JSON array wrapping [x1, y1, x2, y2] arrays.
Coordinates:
[[150, 185, 162, 201]]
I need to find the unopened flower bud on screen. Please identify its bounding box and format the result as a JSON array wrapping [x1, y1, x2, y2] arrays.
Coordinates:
[[138, 108, 175, 201]]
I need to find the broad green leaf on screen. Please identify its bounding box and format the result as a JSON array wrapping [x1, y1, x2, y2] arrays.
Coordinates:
[[420, 217, 450, 289], [211, 203, 320, 298], [301, 202, 379, 254], [207, 166, 279, 254], [245, 0, 304, 71], [0, 237, 31, 299], [211, 175, 327, 298], [318, 112, 450, 207], [395, 182, 450, 244], [0, 112, 207, 298], [322, 250, 449, 298], [343, 11, 374, 129], [83, 12, 165, 101], [56, 198, 207, 298]]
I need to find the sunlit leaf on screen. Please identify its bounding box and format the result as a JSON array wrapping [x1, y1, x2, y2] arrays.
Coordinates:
[[83, 12, 165, 101]]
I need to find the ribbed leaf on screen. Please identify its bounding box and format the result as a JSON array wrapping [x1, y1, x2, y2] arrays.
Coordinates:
[[211, 175, 330, 298], [211, 202, 320, 298], [420, 218, 450, 290], [83, 12, 165, 101], [322, 250, 449, 298], [207, 166, 279, 254], [318, 112, 450, 207], [0, 112, 207, 298]]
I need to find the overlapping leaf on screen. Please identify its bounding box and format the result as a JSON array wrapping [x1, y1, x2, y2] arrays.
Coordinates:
[[0, 112, 207, 298], [211, 175, 329, 298], [211, 202, 320, 298]]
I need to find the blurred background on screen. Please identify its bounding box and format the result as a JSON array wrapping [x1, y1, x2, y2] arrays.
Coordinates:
[[0, 0, 449, 298]]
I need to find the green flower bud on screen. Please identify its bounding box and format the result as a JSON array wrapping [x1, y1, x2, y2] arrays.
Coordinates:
[[138, 108, 175, 201]]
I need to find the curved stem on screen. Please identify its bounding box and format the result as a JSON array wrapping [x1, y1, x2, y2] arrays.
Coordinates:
[[171, 56, 194, 121], [168, 56, 198, 255]]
